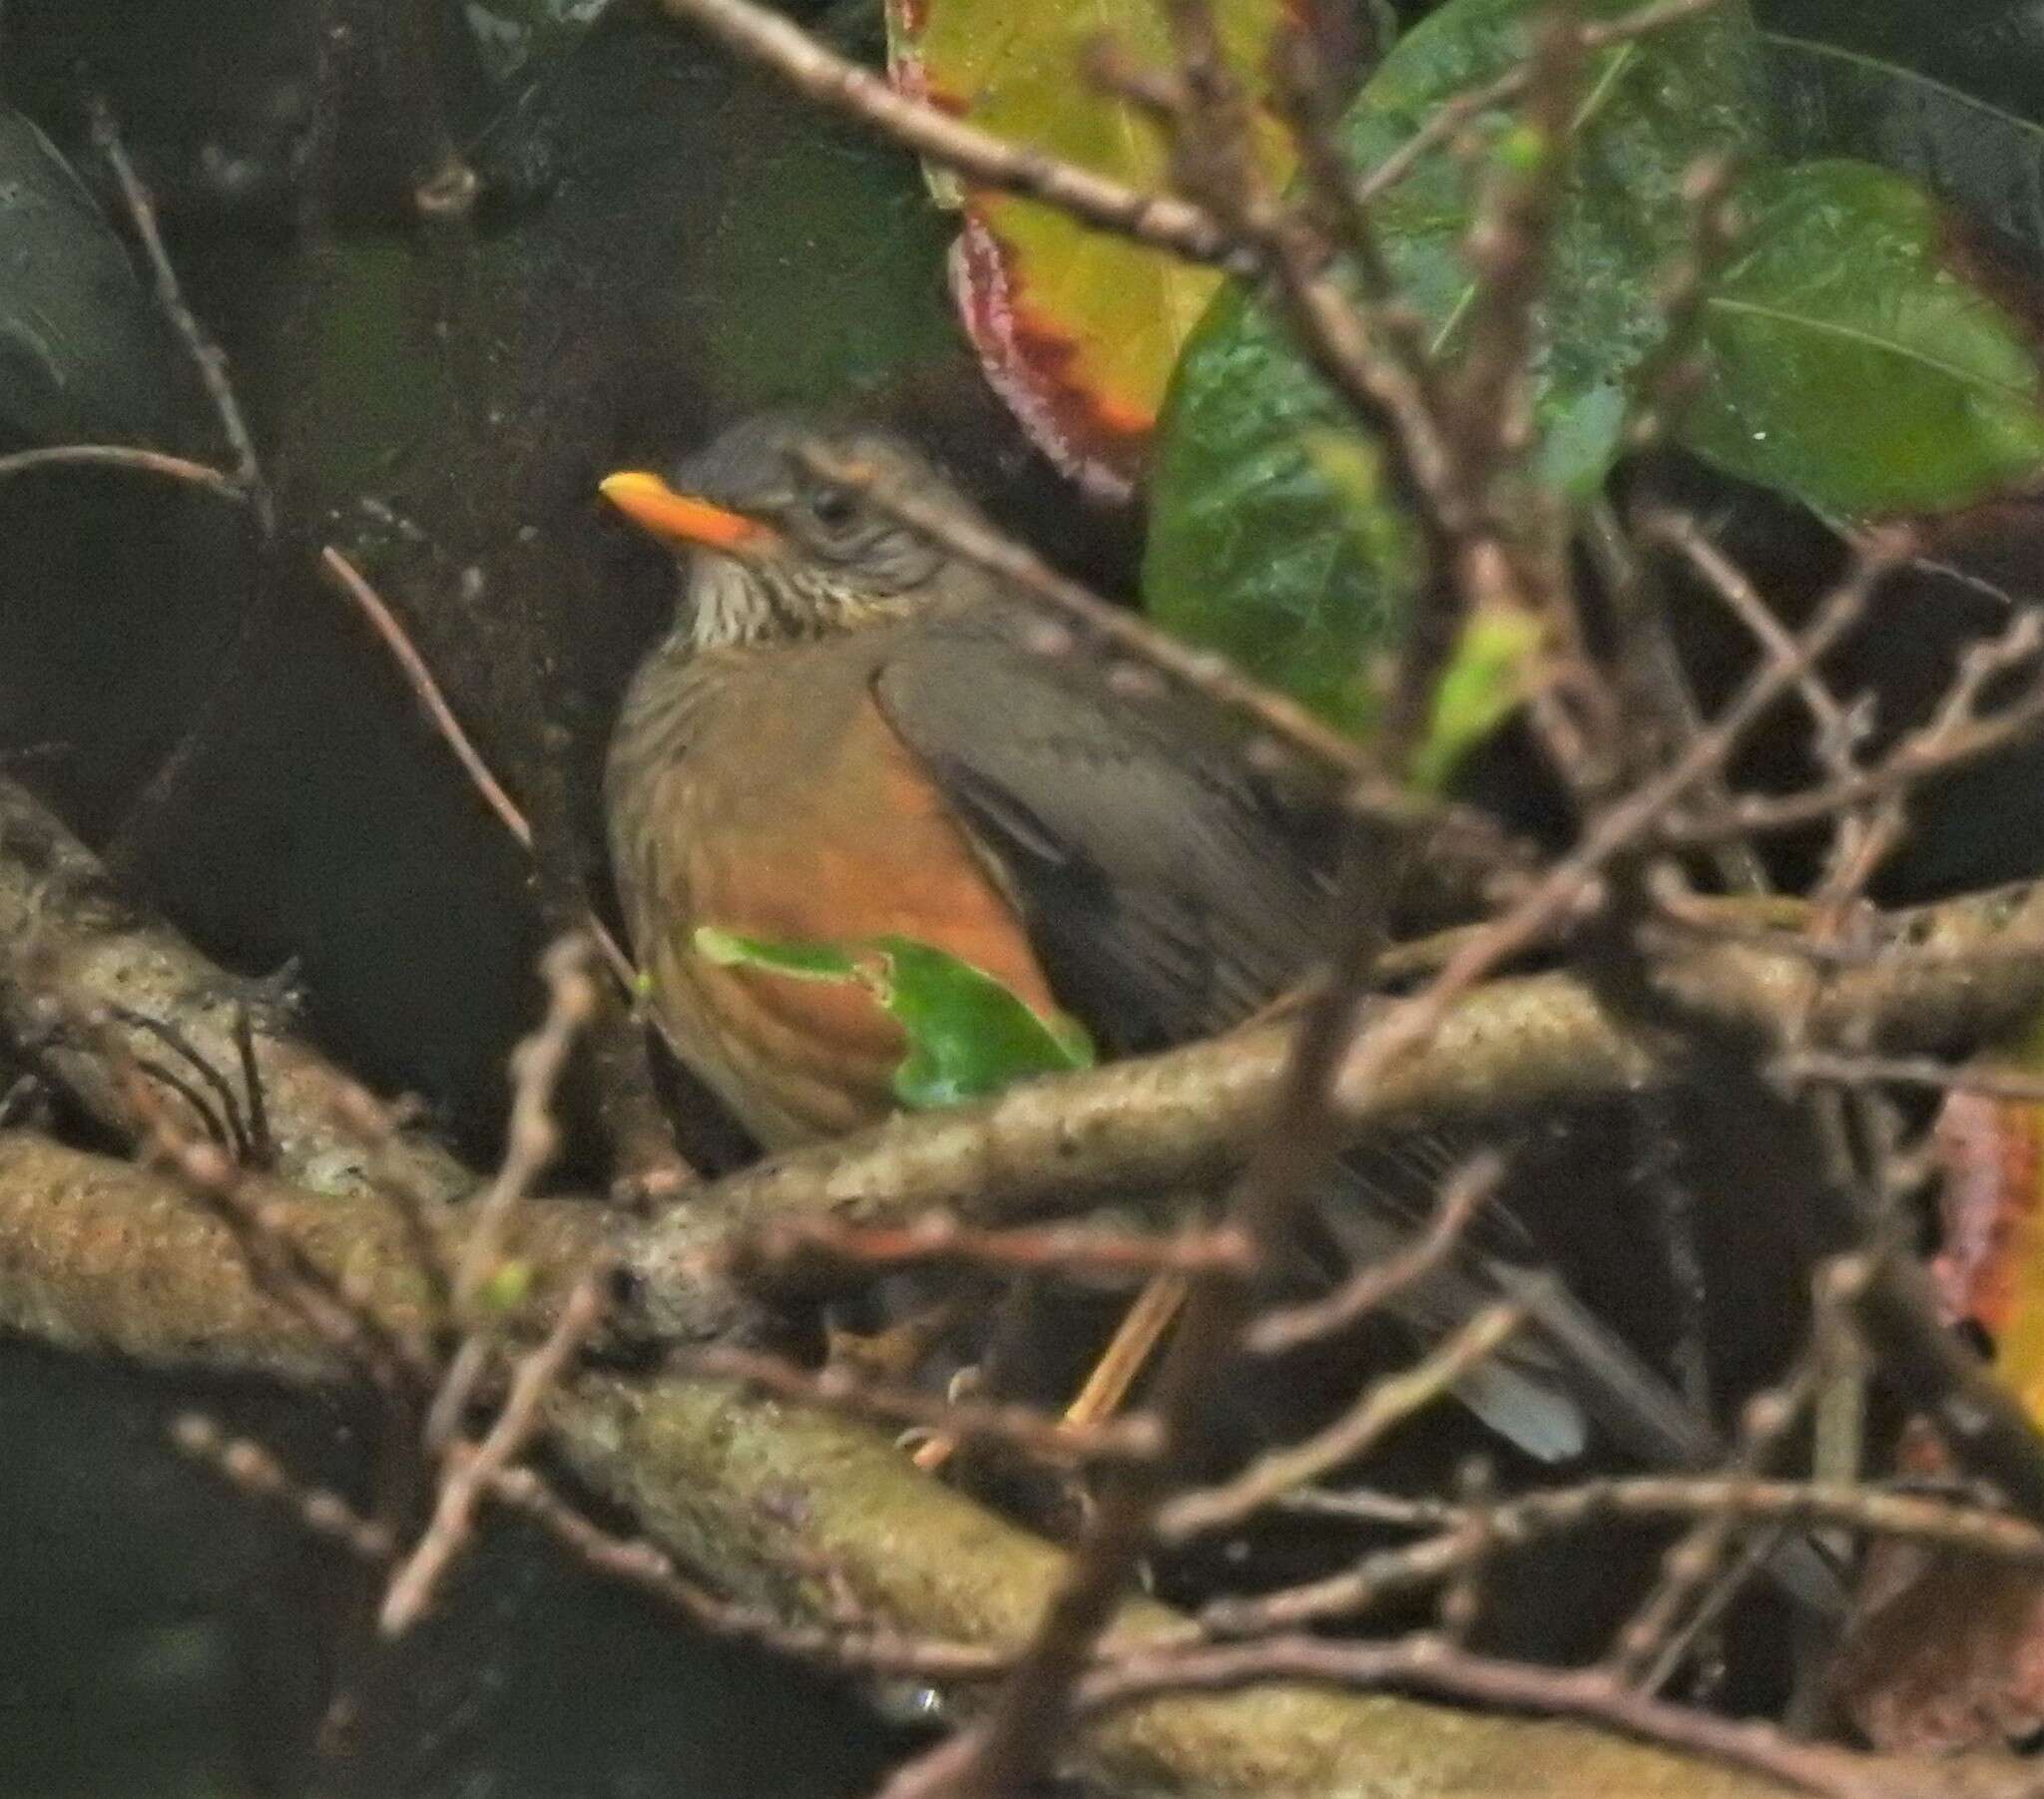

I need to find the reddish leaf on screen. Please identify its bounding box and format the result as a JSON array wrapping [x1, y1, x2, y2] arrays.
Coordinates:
[[1832, 1089, 2044, 1753], [887, 0, 1294, 498], [1934, 1088, 2044, 1420]]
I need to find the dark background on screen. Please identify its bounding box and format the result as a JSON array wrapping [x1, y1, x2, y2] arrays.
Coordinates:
[[6, 0, 2044, 1791]]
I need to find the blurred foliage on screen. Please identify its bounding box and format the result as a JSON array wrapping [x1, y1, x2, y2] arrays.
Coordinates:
[[1144, 0, 1760, 731], [1686, 159, 2044, 518], [0, 109, 174, 446], [1145, 0, 2044, 739], [1757, 0, 2044, 129], [1410, 602, 1545, 793], [1761, 27, 2044, 276]]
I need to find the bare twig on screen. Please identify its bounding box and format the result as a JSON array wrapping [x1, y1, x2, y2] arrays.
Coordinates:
[[1276, 1471, 2044, 1576], [89, 95, 271, 531], [315, 547, 640, 993], [798, 444, 1372, 784], [1350, 0, 1729, 211], [686, 1345, 1163, 1467], [452, 937, 598, 1311], [380, 1276, 608, 1633], [133, 1084, 430, 1400], [1828, 1249, 2044, 1526], [485, 1464, 1010, 1683], [1160, 1300, 1526, 1541], [714, 1210, 1256, 1284], [0, 443, 248, 502], [1073, 1636, 1910, 1799], [1248, 1150, 1502, 1353], [658, 0, 1244, 267], [1604, 1372, 1819, 1685], [171, 1413, 397, 1563], [1783, 1051, 2044, 1103], [319, 545, 534, 851]]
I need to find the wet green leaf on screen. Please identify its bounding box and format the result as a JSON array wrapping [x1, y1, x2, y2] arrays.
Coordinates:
[[0, 108, 173, 447], [1683, 160, 2044, 517], [1409, 604, 1545, 793], [1763, 30, 2044, 269], [873, 937, 1094, 1110], [1143, 0, 1762, 732], [693, 927, 1094, 1111]]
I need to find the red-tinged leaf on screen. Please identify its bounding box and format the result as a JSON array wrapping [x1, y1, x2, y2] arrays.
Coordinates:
[[1829, 1075, 2044, 1751], [1933, 1087, 2044, 1421], [887, 0, 1294, 498]]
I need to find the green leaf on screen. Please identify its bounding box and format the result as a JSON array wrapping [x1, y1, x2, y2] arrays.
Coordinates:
[[1682, 159, 2044, 517], [1409, 604, 1545, 793], [692, 927, 1094, 1111], [870, 936, 1094, 1111], [1143, 0, 1763, 732], [694, 926, 866, 983], [0, 108, 173, 447], [1763, 31, 2044, 264]]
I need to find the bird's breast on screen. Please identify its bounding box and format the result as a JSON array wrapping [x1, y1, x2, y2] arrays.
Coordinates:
[[610, 638, 1060, 1146]]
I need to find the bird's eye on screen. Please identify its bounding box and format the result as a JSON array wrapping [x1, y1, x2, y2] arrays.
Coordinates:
[[806, 487, 860, 532]]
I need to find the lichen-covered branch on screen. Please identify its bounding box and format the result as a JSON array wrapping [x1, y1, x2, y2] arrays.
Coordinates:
[[621, 880, 2044, 1328], [2, 776, 1898, 1796], [0, 1131, 1848, 1798], [15, 769, 2044, 1367]]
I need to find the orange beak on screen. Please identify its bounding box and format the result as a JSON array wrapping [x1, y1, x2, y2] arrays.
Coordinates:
[[599, 470, 768, 553]]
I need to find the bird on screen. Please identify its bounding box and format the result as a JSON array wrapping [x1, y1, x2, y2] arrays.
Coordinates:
[[598, 411, 1715, 1471]]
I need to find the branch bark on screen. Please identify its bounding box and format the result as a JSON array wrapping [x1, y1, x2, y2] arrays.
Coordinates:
[[0, 774, 1954, 1797], [8, 777, 2044, 1792], [0, 1130, 1875, 1799]]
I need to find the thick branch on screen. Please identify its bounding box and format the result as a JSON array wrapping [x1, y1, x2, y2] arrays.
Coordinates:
[[15, 770, 2044, 1348], [0, 780, 1868, 1795], [620, 882, 2044, 1325], [0, 1132, 1826, 1799]]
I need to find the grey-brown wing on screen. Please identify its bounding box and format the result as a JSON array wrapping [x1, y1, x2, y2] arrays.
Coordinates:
[[872, 613, 1339, 1053], [870, 610, 1738, 1477]]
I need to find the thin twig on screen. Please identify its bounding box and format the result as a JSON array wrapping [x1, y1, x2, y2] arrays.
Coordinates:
[[316, 546, 640, 993], [1604, 1362, 1818, 1685], [486, 1464, 1010, 1682], [89, 96, 271, 533], [318, 545, 534, 852], [1248, 1150, 1502, 1353], [1159, 1300, 1526, 1541], [1784, 1051, 2044, 1104], [171, 1414, 397, 1563], [798, 444, 1372, 783], [714, 1210, 1256, 1284], [1072, 1637, 1908, 1799], [657, 0, 1246, 268], [380, 1275, 607, 1633], [0, 443, 247, 502], [686, 1345, 1163, 1466]]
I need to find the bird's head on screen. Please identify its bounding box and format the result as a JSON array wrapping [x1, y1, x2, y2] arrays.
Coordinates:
[[601, 413, 959, 650]]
